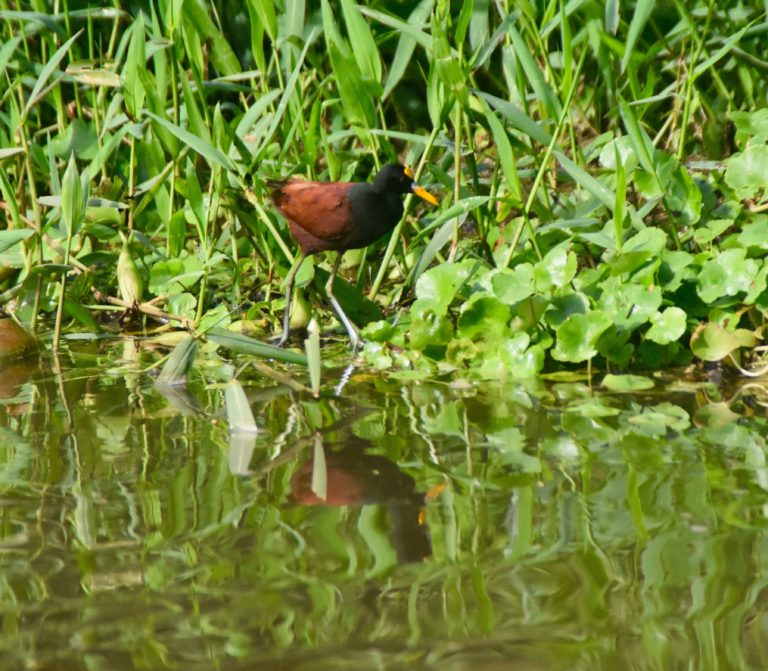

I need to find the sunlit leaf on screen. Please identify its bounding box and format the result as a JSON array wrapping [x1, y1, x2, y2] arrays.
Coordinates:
[[690, 322, 757, 361]]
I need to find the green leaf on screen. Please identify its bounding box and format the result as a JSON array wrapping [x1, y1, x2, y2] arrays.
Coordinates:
[[626, 402, 690, 436], [544, 293, 589, 328], [490, 264, 535, 304], [724, 146, 768, 200], [60, 154, 88, 238], [658, 250, 694, 292], [477, 333, 544, 380], [410, 309, 454, 351], [0, 168, 23, 230], [737, 216, 768, 251], [122, 14, 146, 119], [602, 374, 654, 392], [323, 0, 378, 129], [621, 0, 655, 72], [247, 0, 277, 40], [359, 6, 433, 51], [457, 295, 510, 340], [24, 29, 83, 119], [645, 307, 687, 345], [692, 18, 756, 79], [697, 249, 761, 304], [552, 310, 612, 363], [597, 280, 662, 332], [183, 0, 241, 76], [618, 98, 656, 177], [610, 227, 667, 275], [0, 35, 22, 79], [340, 0, 381, 83], [658, 154, 702, 226], [535, 244, 577, 290], [481, 103, 522, 201], [382, 0, 433, 99], [145, 111, 235, 171], [413, 260, 477, 314], [149, 255, 204, 295], [508, 24, 560, 119], [730, 109, 768, 149], [553, 150, 615, 210], [480, 91, 550, 146], [432, 19, 468, 107], [690, 322, 757, 361], [207, 328, 308, 366]]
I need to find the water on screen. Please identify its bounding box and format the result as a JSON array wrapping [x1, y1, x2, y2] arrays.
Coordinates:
[[2, 336, 768, 670]]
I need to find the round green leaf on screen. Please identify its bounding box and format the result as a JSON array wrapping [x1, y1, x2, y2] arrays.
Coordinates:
[[697, 249, 761, 304], [690, 321, 757, 361], [490, 264, 535, 304], [645, 307, 687, 345], [535, 245, 577, 290], [725, 145, 768, 200], [414, 260, 476, 314], [552, 310, 612, 363]]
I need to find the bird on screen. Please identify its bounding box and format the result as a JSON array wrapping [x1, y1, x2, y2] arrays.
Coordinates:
[[268, 163, 439, 348]]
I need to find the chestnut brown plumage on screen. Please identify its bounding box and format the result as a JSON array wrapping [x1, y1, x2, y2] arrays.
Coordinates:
[[269, 163, 438, 347]]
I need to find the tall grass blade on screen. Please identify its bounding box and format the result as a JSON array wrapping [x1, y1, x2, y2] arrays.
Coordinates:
[[693, 20, 756, 79], [252, 28, 319, 164], [122, 14, 145, 119], [23, 29, 84, 119], [553, 150, 614, 210], [340, 0, 382, 82], [145, 111, 235, 171], [613, 141, 626, 253], [482, 103, 522, 201], [508, 24, 561, 119], [0, 35, 22, 76], [478, 91, 550, 145], [207, 328, 308, 366], [621, 0, 654, 73], [382, 0, 433, 99], [618, 97, 656, 176], [359, 7, 433, 50]]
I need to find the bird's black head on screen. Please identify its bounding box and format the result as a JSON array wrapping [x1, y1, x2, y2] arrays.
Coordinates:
[[373, 163, 439, 205], [373, 163, 414, 195]]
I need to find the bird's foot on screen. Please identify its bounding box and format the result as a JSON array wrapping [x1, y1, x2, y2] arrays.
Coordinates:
[[272, 332, 290, 348]]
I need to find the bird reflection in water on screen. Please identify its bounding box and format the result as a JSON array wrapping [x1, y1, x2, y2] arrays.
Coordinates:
[[290, 439, 431, 564]]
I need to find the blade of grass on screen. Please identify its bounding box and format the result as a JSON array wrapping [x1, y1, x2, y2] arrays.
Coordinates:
[[207, 327, 308, 366], [22, 29, 83, 121], [621, 0, 655, 72], [145, 110, 235, 171]]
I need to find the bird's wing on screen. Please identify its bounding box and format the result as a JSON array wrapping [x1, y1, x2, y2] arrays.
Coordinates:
[[270, 180, 355, 242]]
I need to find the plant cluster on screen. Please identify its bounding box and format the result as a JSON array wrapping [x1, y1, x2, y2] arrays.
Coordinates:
[[0, 1, 766, 376]]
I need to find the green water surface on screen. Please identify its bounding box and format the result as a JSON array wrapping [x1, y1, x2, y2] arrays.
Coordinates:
[[1, 337, 768, 670]]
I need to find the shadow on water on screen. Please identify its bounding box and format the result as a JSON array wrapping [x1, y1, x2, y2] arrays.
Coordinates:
[[2, 334, 768, 669]]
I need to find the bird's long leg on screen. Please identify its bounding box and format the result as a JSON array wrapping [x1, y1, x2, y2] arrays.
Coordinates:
[[275, 252, 305, 347], [325, 254, 361, 350]]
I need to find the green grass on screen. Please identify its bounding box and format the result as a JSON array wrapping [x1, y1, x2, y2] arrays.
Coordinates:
[[1, 0, 767, 376]]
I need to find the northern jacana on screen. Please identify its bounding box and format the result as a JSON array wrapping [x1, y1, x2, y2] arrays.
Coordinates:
[[269, 163, 439, 348]]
